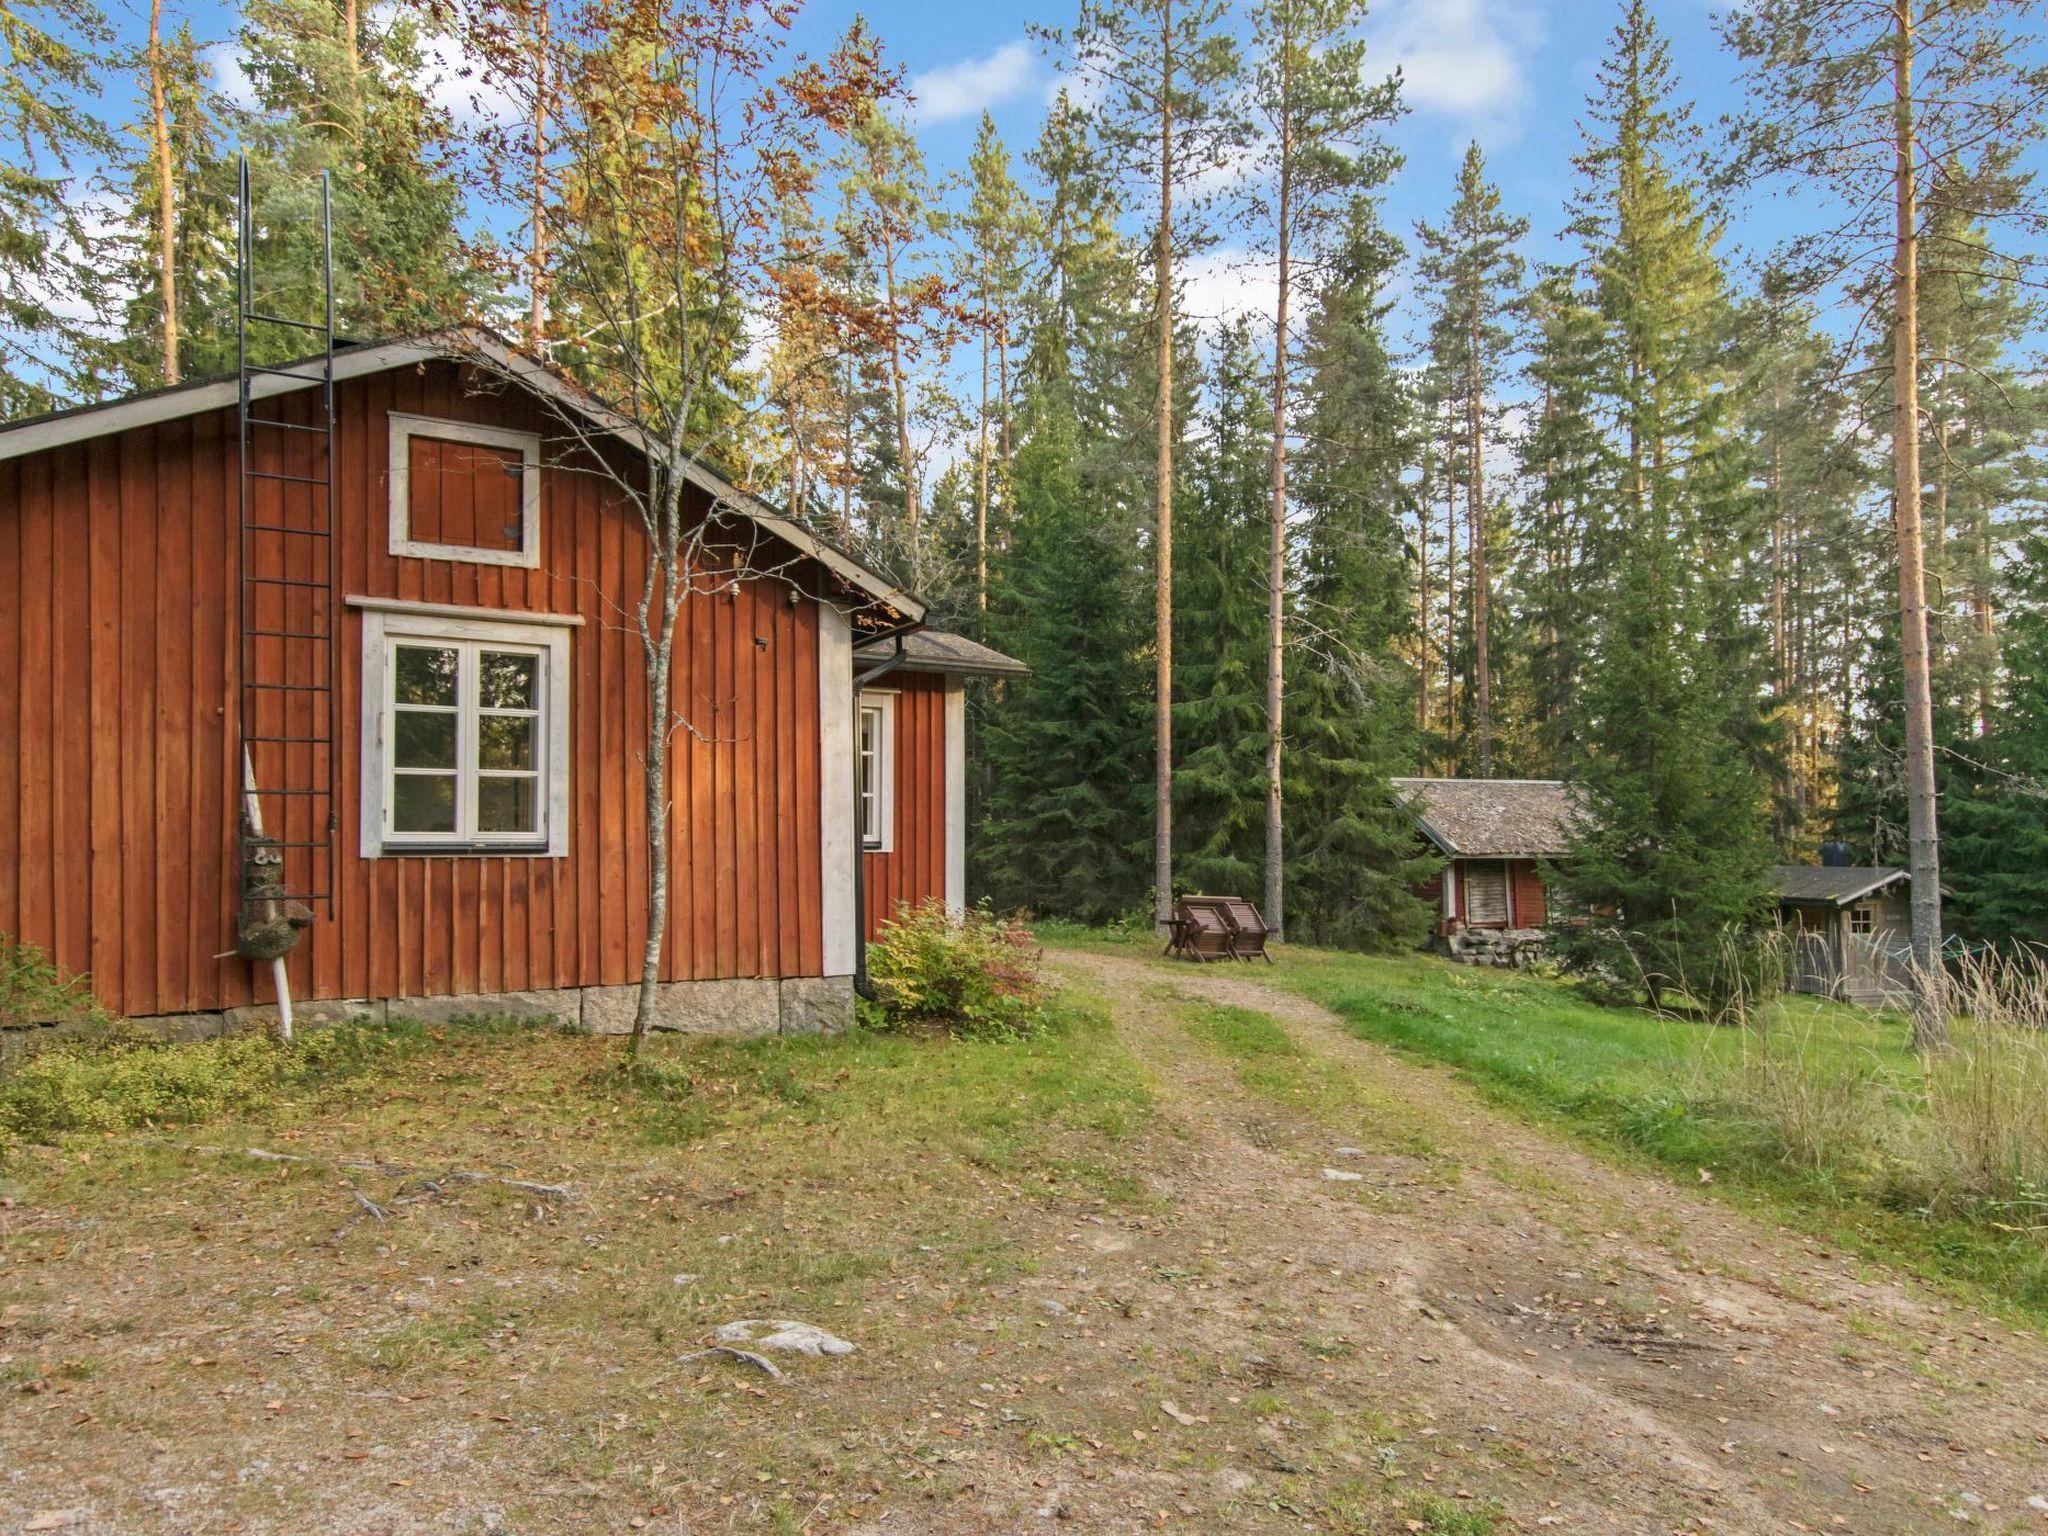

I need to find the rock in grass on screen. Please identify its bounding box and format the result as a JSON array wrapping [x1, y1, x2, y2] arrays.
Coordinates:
[[1321, 1168, 1365, 1183], [713, 1319, 856, 1358]]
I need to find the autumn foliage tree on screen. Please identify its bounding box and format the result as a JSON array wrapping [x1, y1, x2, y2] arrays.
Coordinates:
[[464, 0, 898, 1052]]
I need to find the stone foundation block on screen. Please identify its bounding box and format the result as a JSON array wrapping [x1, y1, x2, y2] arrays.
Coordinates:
[[779, 975, 854, 1035]]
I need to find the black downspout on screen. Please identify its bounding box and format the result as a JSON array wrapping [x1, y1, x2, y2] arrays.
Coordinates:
[[851, 628, 913, 1000]]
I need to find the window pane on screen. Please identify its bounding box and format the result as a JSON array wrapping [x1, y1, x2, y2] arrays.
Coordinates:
[[394, 645, 459, 706], [392, 773, 457, 834], [478, 714, 536, 770], [393, 709, 457, 769], [477, 776, 538, 834], [480, 651, 538, 710]]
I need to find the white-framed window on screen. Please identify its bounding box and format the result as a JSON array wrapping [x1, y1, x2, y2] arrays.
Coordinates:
[[356, 603, 573, 856], [858, 690, 896, 853], [388, 412, 542, 567], [1848, 905, 1874, 936]]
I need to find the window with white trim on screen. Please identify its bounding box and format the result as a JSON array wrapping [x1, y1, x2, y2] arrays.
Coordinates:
[[389, 412, 542, 566], [358, 606, 572, 856], [858, 691, 895, 853], [1848, 905, 1874, 936]]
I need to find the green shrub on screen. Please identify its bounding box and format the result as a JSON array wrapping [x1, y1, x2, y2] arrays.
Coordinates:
[[859, 902, 1051, 1040], [0, 933, 107, 1032]]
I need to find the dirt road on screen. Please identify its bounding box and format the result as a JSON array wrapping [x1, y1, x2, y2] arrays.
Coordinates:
[[1002, 947, 2048, 1535]]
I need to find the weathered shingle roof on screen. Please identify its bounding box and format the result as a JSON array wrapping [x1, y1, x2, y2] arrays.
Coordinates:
[[856, 628, 1029, 679], [1390, 778, 1576, 858], [1771, 865, 1909, 907]]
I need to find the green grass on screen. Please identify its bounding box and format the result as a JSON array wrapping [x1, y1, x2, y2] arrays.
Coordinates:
[[617, 991, 1154, 1200], [1281, 946, 2048, 1316], [1180, 999, 1438, 1160], [1062, 930, 2048, 1319]]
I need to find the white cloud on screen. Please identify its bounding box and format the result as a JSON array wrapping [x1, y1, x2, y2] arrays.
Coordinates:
[[1179, 248, 1279, 335], [909, 40, 1040, 125], [1367, 0, 1539, 138]]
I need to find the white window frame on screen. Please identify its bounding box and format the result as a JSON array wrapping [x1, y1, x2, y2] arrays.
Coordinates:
[[356, 601, 573, 857], [1847, 905, 1875, 937], [388, 411, 542, 568], [858, 689, 896, 854]]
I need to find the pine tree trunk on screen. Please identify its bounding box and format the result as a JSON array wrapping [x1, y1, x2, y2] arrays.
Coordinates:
[[147, 0, 179, 384], [882, 233, 919, 583], [1891, 1, 1947, 1049], [1416, 443, 1432, 736], [527, 0, 550, 352], [977, 316, 990, 616], [1263, 131, 1290, 940], [1152, 4, 1176, 933], [1441, 400, 1458, 765], [1466, 305, 1492, 776]]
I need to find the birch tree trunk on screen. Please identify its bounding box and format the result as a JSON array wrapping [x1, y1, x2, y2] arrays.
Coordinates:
[[1890, 0, 1946, 1049]]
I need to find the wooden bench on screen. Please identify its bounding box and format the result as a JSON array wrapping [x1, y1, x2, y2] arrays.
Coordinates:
[[1165, 895, 1277, 964], [1164, 896, 1236, 962], [1211, 895, 1277, 964]]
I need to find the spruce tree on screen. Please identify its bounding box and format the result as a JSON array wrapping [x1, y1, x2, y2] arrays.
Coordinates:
[[1554, 0, 1774, 1011], [978, 92, 1155, 922], [1512, 270, 1604, 775], [98, 11, 236, 390], [233, 0, 482, 347], [0, 0, 110, 411], [1415, 142, 1526, 777], [1286, 205, 1433, 947], [1246, 0, 1399, 936], [1173, 320, 1268, 895], [1944, 532, 2048, 946]]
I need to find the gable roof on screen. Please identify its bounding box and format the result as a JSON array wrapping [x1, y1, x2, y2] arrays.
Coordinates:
[[1771, 865, 1910, 907], [1390, 777, 1577, 859], [856, 628, 1028, 679], [0, 328, 923, 624]]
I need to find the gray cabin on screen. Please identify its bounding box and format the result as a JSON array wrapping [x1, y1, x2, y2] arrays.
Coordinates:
[[1774, 864, 1913, 1006]]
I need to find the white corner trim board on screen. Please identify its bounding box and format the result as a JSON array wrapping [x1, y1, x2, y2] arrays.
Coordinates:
[[818, 605, 856, 978], [944, 678, 966, 914], [388, 411, 543, 568], [357, 605, 573, 858]]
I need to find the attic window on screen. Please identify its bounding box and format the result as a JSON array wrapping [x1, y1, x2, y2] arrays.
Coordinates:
[[389, 412, 541, 567]]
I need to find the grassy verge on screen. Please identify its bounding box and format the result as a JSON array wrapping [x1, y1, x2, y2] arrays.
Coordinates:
[[1061, 929, 2048, 1319]]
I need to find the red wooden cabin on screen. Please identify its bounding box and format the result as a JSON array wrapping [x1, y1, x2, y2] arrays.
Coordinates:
[[0, 330, 1022, 1036], [1392, 778, 1574, 946]]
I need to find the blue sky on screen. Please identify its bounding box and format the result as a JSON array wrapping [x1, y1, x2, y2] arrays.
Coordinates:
[[84, 0, 2039, 376]]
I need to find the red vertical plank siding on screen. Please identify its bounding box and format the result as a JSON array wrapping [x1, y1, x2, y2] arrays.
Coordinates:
[[0, 459, 17, 942], [0, 359, 831, 1017], [862, 672, 948, 941], [1512, 861, 1547, 928]]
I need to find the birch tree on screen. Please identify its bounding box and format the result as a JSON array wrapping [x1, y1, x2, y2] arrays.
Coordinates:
[[471, 0, 893, 1053]]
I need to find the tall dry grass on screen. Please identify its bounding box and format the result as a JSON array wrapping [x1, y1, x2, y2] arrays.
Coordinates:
[[1919, 948, 2048, 1229]]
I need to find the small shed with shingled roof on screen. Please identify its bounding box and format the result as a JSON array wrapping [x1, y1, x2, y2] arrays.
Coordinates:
[[1391, 777, 1577, 942]]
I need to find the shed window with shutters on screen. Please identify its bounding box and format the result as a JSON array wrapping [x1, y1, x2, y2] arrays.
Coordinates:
[[389, 413, 541, 567], [1463, 861, 1510, 927], [357, 606, 573, 857]]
